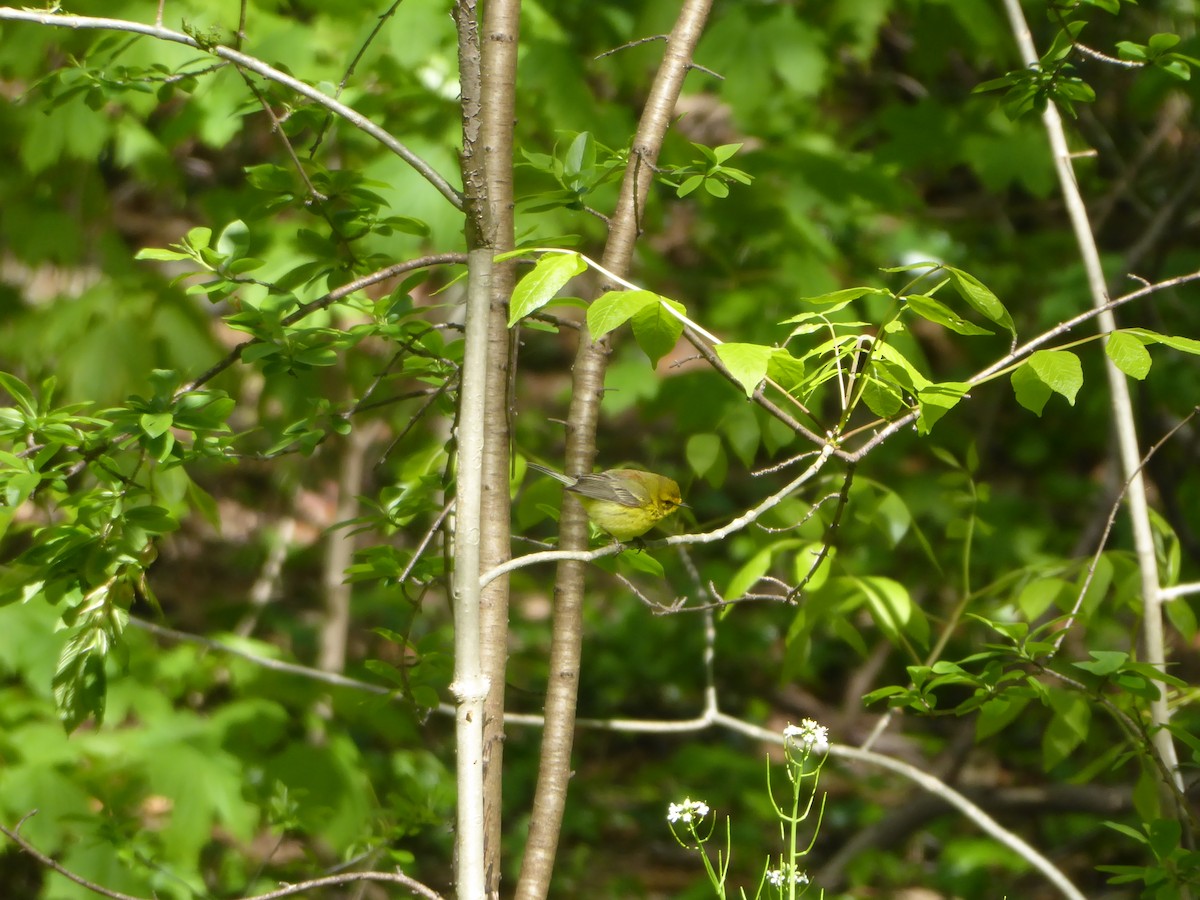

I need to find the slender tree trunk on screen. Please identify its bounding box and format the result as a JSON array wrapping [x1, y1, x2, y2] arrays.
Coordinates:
[[514, 4, 715, 897], [477, 1, 521, 895], [452, 4, 495, 896]]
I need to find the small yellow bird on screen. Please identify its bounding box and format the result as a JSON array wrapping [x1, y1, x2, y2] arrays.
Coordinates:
[[527, 462, 684, 541]]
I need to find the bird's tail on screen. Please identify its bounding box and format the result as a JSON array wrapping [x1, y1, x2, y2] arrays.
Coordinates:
[[525, 462, 575, 485]]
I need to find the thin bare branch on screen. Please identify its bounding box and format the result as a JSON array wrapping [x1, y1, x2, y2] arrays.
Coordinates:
[[1, 814, 145, 900], [0, 8, 463, 209], [178, 253, 467, 394]]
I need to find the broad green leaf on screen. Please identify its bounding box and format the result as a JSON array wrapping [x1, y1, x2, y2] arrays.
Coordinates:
[[123, 505, 179, 534], [216, 219, 250, 259], [1147, 818, 1183, 861], [686, 433, 723, 480], [1012, 350, 1082, 414], [1011, 361, 1052, 415], [1073, 650, 1128, 677], [617, 548, 665, 578], [507, 252, 586, 326], [715, 343, 776, 397], [703, 177, 730, 198], [587, 290, 660, 340], [631, 296, 685, 366], [794, 543, 834, 592], [851, 575, 927, 647], [1148, 507, 1182, 588], [0, 372, 37, 414], [54, 627, 108, 732], [185, 225, 213, 250], [976, 694, 1032, 740], [711, 142, 744, 164], [872, 342, 932, 390], [140, 411, 174, 438], [1148, 33, 1182, 53], [724, 545, 775, 600], [766, 348, 806, 391], [1166, 595, 1198, 643], [562, 131, 595, 191], [1043, 21, 1088, 63], [1017, 578, 1069, 619], [1043, 689, 1090, 768], [1075, 553, 1113, 618], [1105, 331, 1151, 379], [905, 293, 993, 336], [676, 174, 704, 197], [1030, 349, 1083, 404], [861, 377, 903, 417], [944, 267, 1015, 335], [916, 381, 969, 433]]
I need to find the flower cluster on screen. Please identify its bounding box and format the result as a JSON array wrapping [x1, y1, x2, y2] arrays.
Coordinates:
[[667, 797, 711, 825], [783, 718, 830, 755], [766, 865, 810, 887]]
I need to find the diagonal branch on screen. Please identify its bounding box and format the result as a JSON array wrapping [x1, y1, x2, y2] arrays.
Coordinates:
[[0, 8, 463, 209], [516, 3, 715, 898], [1000, 0, 1185, 808]]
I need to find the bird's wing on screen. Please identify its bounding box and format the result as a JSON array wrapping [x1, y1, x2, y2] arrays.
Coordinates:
[[568, 473, 646, 507]]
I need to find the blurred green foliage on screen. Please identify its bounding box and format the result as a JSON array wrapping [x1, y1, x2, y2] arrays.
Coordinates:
[[0, 0, 1199, 897]]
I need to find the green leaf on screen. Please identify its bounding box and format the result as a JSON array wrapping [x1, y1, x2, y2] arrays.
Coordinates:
[[562, 131, 595, 192], [976, 694, 1032, 740], [1043, 689, 1090, 768], [1011, 361, 1052, 415], [1017, 578, 1069, 619], [851, 575, 927, 647], [0, 371, 37, 414], [1030, 349, 1083, 404], [631, 297, 685, 367], [135, 247, 194, 262], [123, 505, 179, 534], [676, 174, 704, 198], [1073, 650, 1128, 677], [794, 543, 834, 592], [944, 267, 1015, 335], [861, 377, 903, 417], [587, 290, 660, 340], [1128, 328, 1200, 356], [703, 177, 730, 198], [139, 411, 174, 438], [905, 294, 993, 336], [1043, 21, 1088, 63], [54, 628, 108, 732], [916, 381, 969, 433], [686, 433, 723, 479], [185, 225, 213, 250], [1166, 594, 1198, 643], [617, 548, 665, 578], [766, 348, 806, 391], [1147, 33, 1181, 54], [1105, 331, 1152, 379], [786, 287, 890, 313], [507, 252, 587, 326], [715, 343, 776, 397], [216, 219, 250, 260], [1104, 821, 1149, 845], [724, 545, 775, 600], [711, 142, 744, 164], [1012, 350, 1082, 414]]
